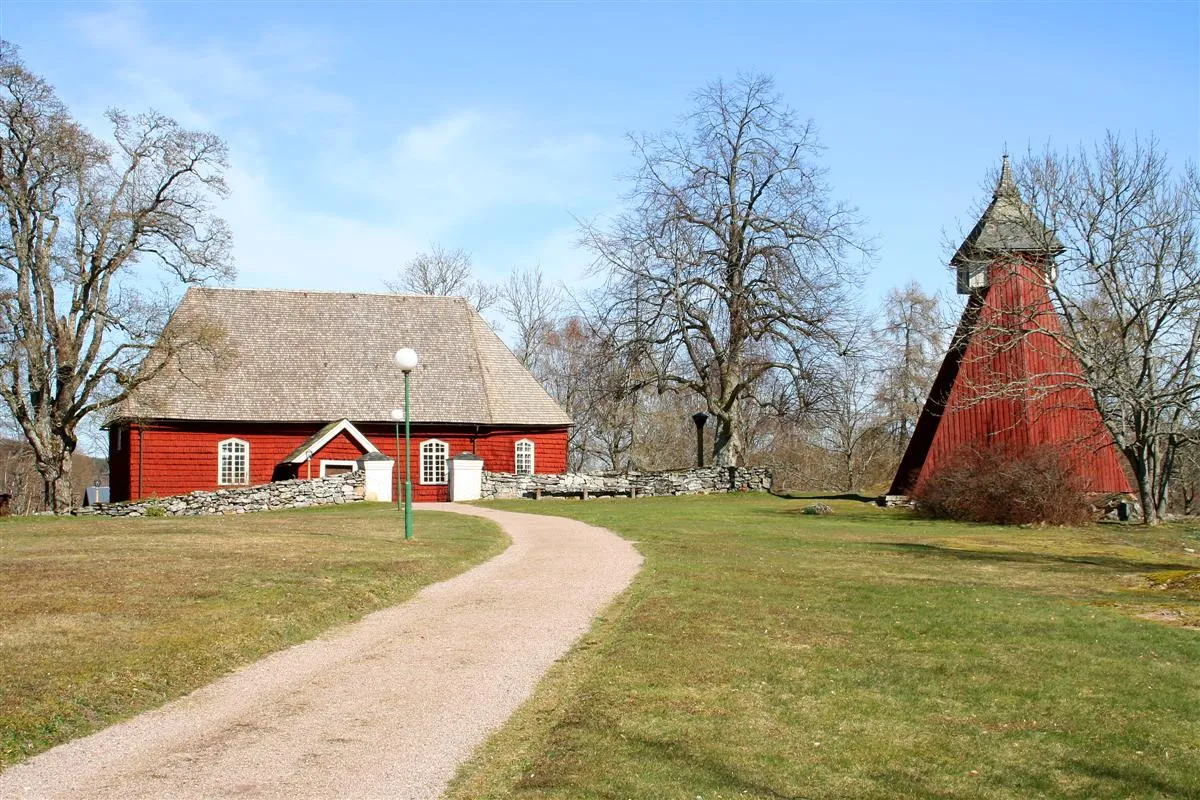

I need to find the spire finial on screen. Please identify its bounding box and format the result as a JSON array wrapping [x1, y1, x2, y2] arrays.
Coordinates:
[[995, 154, 1018, 199]]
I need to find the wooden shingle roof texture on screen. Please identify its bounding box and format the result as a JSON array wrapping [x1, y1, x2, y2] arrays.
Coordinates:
[[119, 288, 572, 427], [951, 156, 1063, 266]]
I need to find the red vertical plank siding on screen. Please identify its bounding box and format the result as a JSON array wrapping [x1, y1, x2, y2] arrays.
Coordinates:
[[891, 254, 1131, 495], [112, 420, 569, 502]]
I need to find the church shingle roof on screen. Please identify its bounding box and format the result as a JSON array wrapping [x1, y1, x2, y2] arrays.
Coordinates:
[[115, 288, 572, 427]]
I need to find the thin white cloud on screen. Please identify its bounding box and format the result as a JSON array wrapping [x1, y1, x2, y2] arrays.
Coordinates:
[[220, 163, 424, 290], [399, 111, 485, 161], [60, 3, 624, 295], [68, 3, 352, 129]]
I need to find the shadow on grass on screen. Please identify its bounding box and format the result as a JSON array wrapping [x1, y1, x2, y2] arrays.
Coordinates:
[[875, 541, 1197, 574], [863, 758, 1196, 800], [774, 491, 878, 504], [601, 734, 1200, 800], [612, 734, 803, 800], [1063, 756, 1197, 799]]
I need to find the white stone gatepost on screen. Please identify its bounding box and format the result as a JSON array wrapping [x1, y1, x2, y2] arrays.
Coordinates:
[[357, 452, 395, 502], [449, 453, 484, 502]]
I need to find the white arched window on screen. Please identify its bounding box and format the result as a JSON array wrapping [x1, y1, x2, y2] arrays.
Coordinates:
[[420, 439, 449, 485], [515, 439, 535, 475], [218, 438, 249, 485]]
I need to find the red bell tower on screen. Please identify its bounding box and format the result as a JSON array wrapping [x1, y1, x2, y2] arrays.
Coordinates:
[[889, 157, 1130, 496]]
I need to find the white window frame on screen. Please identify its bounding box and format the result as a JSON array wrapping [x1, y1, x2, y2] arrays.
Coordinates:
[[420, 439, 449, 485], [320, 459, 359, 477], [515, 438, 535, 475], [217, 438, 250, 486]]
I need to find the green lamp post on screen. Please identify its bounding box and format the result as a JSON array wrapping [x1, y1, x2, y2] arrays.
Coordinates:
[[389, 407, 405, 513], [393, 347, 419, 541]]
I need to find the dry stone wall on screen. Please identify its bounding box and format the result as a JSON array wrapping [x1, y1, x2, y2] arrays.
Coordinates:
[[481, 467, 772, 500], [74, 467, 772, 517], [76, 472, 365, 517]]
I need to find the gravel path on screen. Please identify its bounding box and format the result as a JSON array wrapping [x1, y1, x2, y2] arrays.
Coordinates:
[[0, 503, 642, 800]]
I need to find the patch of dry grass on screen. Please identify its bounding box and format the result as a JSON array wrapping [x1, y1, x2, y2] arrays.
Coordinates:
[[0, 504, 506, 767]]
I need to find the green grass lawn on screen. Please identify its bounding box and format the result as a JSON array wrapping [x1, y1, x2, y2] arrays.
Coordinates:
[[448, 494, 1200, 800], [0, 503, 506, 768]]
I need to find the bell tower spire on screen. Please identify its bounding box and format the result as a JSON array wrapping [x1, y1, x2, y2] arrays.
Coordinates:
[[887, 159, 1130, 499], [994, 154, 1019, 199], [952, 155, 1063, 294]]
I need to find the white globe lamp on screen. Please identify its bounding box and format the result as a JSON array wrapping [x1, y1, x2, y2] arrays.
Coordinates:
[[394, 348, 419, 373]]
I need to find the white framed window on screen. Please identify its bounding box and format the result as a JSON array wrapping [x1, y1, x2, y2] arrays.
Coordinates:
[[420, 439, 449, 485], [320, 460, 358, 477], [515, 439, 535, 475], [218, 438, 249, 485]]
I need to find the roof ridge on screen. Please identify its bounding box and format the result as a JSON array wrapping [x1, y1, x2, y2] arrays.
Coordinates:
[[191, 286, 470, 300]]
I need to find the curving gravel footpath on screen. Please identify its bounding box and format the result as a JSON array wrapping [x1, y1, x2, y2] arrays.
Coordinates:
[[0, 503, 642, 800]]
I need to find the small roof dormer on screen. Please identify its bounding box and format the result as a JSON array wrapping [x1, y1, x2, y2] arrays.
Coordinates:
[[952, 156, 1063, 294]]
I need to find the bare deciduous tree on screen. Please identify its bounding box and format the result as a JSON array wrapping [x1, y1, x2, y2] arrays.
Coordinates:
[[0, 427, 106, 514], [384, 243, 498, 312], [0, 429, 39, 513], [876, 281, 945, 456], [584, 74, 866, 466], [1171, 436, 1199, 516], [0, 42, 233, 511], [498, 265, 562, 375], [817, 340, 891, 492], [1016, 136, 1199, 524], [541, 316, 638, 471]]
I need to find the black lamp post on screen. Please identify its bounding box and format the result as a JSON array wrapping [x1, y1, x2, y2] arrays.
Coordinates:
[[691, 412, 709, 468]]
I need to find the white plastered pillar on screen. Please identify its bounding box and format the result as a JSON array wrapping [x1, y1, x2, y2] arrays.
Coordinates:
[[449, 453, 484, 502], [357, 452, 395, 503]]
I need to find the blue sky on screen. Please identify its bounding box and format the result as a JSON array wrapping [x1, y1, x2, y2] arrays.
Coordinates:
[[2, 1, 1197, 309]]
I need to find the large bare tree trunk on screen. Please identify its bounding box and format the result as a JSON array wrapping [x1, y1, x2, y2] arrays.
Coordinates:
[[0, 43, 233, 513], [47, 448, 73, 512], [1128, 440, 1171, 525], [711, 395, 746, 467], [712, 414, 743, 467]]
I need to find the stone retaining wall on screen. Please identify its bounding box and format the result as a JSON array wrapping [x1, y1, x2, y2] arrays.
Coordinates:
[[74, 466, 772, 517], [76, 472, 366, 517], [480, 466, 772, 500]]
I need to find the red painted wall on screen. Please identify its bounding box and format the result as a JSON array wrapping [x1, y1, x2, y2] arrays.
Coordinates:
[[891, 255, 1131, 495], [110, 420, 569, 502]]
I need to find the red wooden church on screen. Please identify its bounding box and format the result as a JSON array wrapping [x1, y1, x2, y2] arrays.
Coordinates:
[[108, 289, 571, 502], [889, 158, 1130, 496]]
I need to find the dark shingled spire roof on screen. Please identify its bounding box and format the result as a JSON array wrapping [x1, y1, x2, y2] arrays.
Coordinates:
[[951, 156, 1063, 265]]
